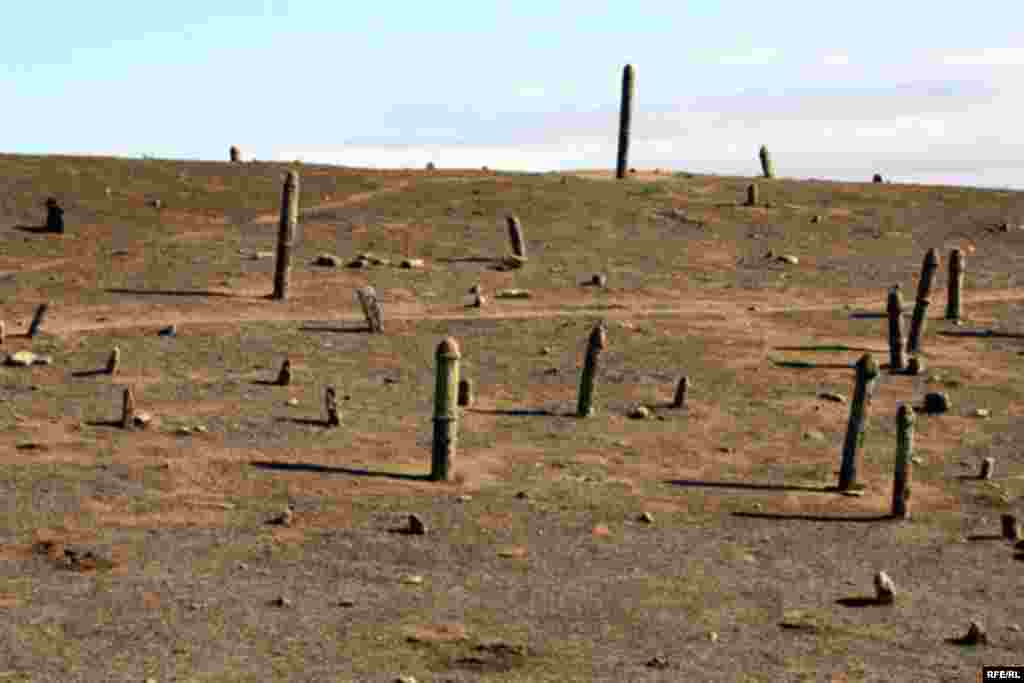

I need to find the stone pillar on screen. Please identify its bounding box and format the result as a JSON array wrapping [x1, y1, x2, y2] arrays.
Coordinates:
[[431, 338, 461, 481], [891, 404, 914, 518], [271, 171, 299, 301], [838, 354, 880, 491], [906, 249, 939, 353], [576, 322, 608, 417]]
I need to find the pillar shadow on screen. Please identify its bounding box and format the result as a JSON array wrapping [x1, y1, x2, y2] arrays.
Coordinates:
[[250, 379, 285, 386], [250, 460, 430, 482], [836, 596, 890, 608], [467, 408, 561, 417], [965, 534, 1004, 541], [667, 479, 838, 493], [436, 256, 497, 264], [939, 329, 1024, 339], [71, 369, 110, 378], [848, 311, 890, 320], [274, 416, 335, 428], [106, 288, 246, 299], [83, 419, 126, 429], [772, 346, 886, 353], [12, 224, 56, 234], [770, 360, 856, 370], [298, 324, 370, 334], [733, 511, 895, 523], [955, 474, 987, 481]]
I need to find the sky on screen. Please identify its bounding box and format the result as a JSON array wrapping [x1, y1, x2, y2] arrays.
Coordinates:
[[3, 1, 1023, 189]]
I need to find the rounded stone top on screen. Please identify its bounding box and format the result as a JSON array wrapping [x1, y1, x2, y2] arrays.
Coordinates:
[[856, 353, 880, 378], [436, 337, 461, 359], [285, 170, 299, 185], [897, 402, 915, 424], [924, 248, 939, 265]]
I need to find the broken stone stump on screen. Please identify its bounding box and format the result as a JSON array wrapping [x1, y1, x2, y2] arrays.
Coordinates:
[[979, 457, 994, 480], [1002, 514, 1020, 542], [325, 387, 340, 427], [121, 387, 136, 429], [672, 376, 689, 409], [407, 514, 426, 535], [874, 571, 896, 604], [45, 198, 64, 233], [229, 145, 241, 163], [457, 378, 473, 407], [922, 392, 951, 414], [356, 286, 384, 333], [105, 347, 120, 375], [506, 215, 527, 260], [276, 359, 292, 386], [28, 303, 49, 338]]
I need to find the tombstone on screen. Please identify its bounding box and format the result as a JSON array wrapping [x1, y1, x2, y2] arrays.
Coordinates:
[[356, 286, 384, 333]]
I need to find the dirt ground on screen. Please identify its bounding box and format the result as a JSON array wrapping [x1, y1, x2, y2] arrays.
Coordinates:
[[1, 154, 1023, 681]]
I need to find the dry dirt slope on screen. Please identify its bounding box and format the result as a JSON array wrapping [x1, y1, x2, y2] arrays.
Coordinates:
[[0, 154, 1023, 681]]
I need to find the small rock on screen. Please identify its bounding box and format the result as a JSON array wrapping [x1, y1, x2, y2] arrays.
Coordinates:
[[133, 412, 153, 428], [337, 598, 356, 608], [158, 325, 177, 337], [875, 571, 896, 604], [496, 288, 531, 299], [923, 392, 951, 415], [193, 425, 208, 433], [314, 254, 341, 267], [267, 506, 294, 527], [286, 398, 299, 406], [591, 273, 608, 287], [974, 408, 991, 418], [811, 215, 823, 223], [638, 512, 654, 524], [149, 199, 162, 209], [777, 254, 799, 265], [5, 351, 38, 367], [748, 305, 759, 311], [400, 258, 425, 269], [764, 249, 774, 259], [252, 251, 273, 260], [803, 430, 826, 441], [955, 621, 987, 645], [628, 405, 652, 419], [708, 631, 719, 642], [818, 392, 847, 403], [176, 426, 193, 436], [911, 456, 924, 465], [401, 575, 424, 585], [394, 677, 418, 683], [347, 257, 368, 268], [270, 596, 292, 608], [645, 655, 670, 669], [514, 491, 529, 499], [455, 494, 473, 503], [1010, 624, 1022, 632], [468, 284, 482, 294], [540, 347, 553, 355], [407, 514, 427, 535]]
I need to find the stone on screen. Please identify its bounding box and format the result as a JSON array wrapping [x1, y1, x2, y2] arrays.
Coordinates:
[[778, 254, 799, 265], [267, 506, 294, 527], [133, 412, 153, 428], [922, 392, 951, 414], [874, 571, 896, 604], [591, 273, 608, 287], [347, 257, 368, 268], [955, 621, 987, 645], [314, 254, 341, 267], [286, 398, 299, 406], [158, 325, 177, 337], [252, 251, 273, 260], [974, 408, 991, 418], [496, 289, 531, 299], [394, 677, 418, 683], [270, 596, 292, 608], [401, 575, 424, 585], [645, 656, 670, 669], [407, 514, 426, 535], [629, 405, 652, 419], [818, 392, 847, 403], [5, 351, 38, 367], [803, 430, 826, 441], [400, 258, 425, 269], [638, 512, 654, 524], [811, 215, 823, 223], [905, 357, 923, 375]]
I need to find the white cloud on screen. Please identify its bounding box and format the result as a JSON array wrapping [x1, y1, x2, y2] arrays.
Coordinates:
[[821, 54, 850, 66], [719, 48, 779, 66], [517, 86, 546, 98], [941, 47, 1024, 66]]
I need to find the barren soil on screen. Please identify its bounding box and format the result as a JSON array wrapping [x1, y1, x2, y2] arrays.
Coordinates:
[[1, 155, 1023, 681]]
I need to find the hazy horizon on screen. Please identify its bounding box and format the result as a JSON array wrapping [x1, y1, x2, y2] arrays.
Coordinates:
[[3, 3, 1023, 190]]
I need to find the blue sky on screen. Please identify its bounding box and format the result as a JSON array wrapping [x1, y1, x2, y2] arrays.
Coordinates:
[[3, 2, 1024, 187]]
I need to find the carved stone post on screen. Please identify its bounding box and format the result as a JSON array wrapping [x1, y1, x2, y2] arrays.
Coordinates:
[[325, 387, 340, 427], [887, 286, 904, 372], [106, 347, 120, 375], [576, 322, 608, 417], [945, 248, 964, 321], [431, 338, 461, 481], [121, 387, 136, 429], [891, 404, 914, 519], [271, 171, 299, 301], [28, 304, 49, 338], [356, 286, 384, 333], [906, 249, 939, 353], [672, 376, 689, 409], [838, 354, 880, 491]]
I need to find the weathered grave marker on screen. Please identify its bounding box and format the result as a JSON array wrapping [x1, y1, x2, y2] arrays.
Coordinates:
[[506, 215, 526, 261], [272, 171, 299, 301], [577, 322, 608, 417], [946, 248, 964, 321], [886, 285, 904, 371], [615, 64, 635, 180], [906, 248, 939, 353], [891, 404, 914, 518], [356, 286, 384, 333], [325, 387, 340, 427], [28, 303, 49, 338], [838, 354, 880, 491], [431, 338, 461, 481]]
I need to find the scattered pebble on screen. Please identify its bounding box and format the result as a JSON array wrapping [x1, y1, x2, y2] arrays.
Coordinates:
[[777, 254, 800, 265], [818, 392, 847, 403], [314, 253, 340, 267], [269, 596, 292, 608], [400, 258, 425, 269], [628, 405, 652, 419], [401, 575, 424, 585], [286, 398, 299, 406], [158, 325, 177, 337], [974, 408, 991, 418], [407, 514, 427, 535], [638, 512, 654, 524]]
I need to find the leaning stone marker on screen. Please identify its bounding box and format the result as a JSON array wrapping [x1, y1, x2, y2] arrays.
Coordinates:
[[506, 215, 526, 261], [431, 338, 461, 481], [672, 376, 689, 409], [576, 322, 608, 417], [121, 387, 136, 429], [874, 571, 896, 604], [106, 347, 120, 375], [906, 248, 940, 353], [28, 303, 49, 338], [838, 354, 880, 491], [356, 286, 384, 333], [276, 359, 292, 386]]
